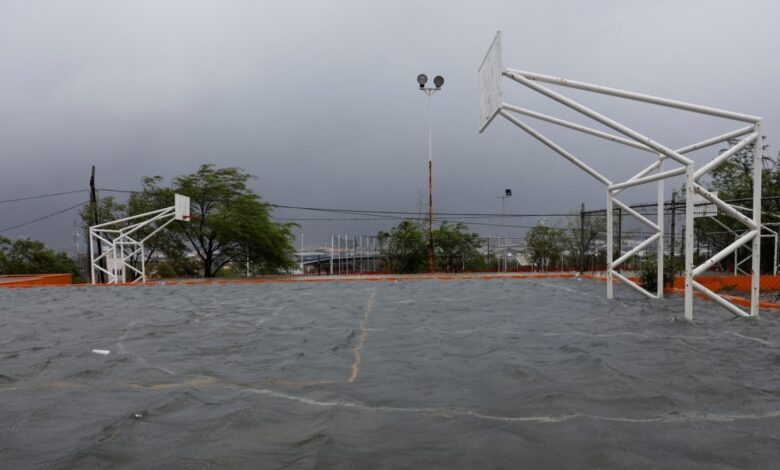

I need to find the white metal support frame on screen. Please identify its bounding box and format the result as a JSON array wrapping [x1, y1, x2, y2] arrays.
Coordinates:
[[478, 31, 763, 320], [89, 194, 190, 284]]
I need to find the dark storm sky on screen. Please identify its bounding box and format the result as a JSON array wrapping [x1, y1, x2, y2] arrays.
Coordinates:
[[1, 0, 778, 251]]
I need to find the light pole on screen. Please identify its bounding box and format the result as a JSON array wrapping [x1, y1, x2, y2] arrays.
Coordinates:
[[417, 73, 444, 273], [497, 189, 512, 272], [299, 232, 304, 273]]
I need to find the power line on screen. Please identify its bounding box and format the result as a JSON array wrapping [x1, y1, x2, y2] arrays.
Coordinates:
[[275, 217, 404, 222], [0, 201, 88, 234], [0, 189, 87, 205], [274, 215, 551, 230], [85, 192, 661, 219], [269, 203, 577, 218], [98, 188, 136, 194]]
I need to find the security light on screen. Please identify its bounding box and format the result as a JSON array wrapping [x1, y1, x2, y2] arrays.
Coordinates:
[[417, 74, 428, 88], [433, 75, 444, 88], [505, 189, 512, 197]]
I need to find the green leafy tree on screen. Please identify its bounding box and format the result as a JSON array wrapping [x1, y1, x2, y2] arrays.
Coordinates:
[[638, 253, 675, 291], [0, 236, 80, 277], [377, 220, 428, 273], [525, 223, 566, 271], [564, 212, 606, 272], [378, 220, 484, 273], [149, 250, 201, 279], [435, 221, 485, 272], [708, 136, 775, 201], [172, 164, 296, 277], [0, 239, 6, 271]]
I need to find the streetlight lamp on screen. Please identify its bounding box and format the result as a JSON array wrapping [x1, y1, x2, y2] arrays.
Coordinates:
[[417, 73, 444, 273], [497, 189, 512, 272]]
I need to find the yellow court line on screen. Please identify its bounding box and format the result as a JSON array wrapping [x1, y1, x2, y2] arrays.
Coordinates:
[[348, 288, 376, 383]]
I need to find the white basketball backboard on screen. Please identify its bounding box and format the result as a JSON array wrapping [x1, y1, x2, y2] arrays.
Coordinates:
[[479, 31, 503, 133], [175, 194, 191, 221]]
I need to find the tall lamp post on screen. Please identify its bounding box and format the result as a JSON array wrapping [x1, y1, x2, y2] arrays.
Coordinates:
[[498, 188, 512, 272], [417, 73, 444, 273]]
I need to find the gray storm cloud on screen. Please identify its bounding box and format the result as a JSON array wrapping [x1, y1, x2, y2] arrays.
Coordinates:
[[0, 0, 778, 250]]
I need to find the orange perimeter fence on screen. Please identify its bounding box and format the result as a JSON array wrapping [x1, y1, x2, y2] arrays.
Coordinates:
[[2, 272, 779, 312], [0, 274, 73, 287]]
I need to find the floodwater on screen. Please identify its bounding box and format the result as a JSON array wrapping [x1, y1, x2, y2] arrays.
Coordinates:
[[1, 278, 779, 468]]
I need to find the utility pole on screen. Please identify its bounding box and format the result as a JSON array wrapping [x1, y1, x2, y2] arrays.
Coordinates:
[[89, 166, 105, 284]]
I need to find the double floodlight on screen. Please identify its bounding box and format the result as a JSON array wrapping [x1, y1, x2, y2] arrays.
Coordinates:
[[417, 74, 445, 89]]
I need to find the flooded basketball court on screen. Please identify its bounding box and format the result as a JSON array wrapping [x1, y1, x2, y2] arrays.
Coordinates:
[[2, 278, 779, 468]]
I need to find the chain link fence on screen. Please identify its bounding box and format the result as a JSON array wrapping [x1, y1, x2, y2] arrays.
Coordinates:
[[301, 235, 543, 275], [582, 195, 780, 299], [300, 196, 780, 302]]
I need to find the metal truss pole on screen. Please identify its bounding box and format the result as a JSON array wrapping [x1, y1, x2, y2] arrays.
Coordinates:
[[684, 165, 695, 320], [751, 123, 763, 316], [140, 242, 146, 283], [657, 158, 665, 297], [607, 190, 614, 299], [89, 231, 96, 285]]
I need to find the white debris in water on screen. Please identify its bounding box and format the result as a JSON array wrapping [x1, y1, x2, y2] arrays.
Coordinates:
[[91, 349, 110, 355]]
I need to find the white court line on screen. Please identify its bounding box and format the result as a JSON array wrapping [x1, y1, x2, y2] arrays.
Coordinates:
[[413, 327, 710, 341], [732, 332, 774, 346], [241, 387, 780, 425], [6, 375, 780, 427]]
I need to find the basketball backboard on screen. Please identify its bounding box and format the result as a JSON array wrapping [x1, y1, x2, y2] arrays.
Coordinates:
[[175, 194, 191, 221], [479, 31, 503, 133]]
